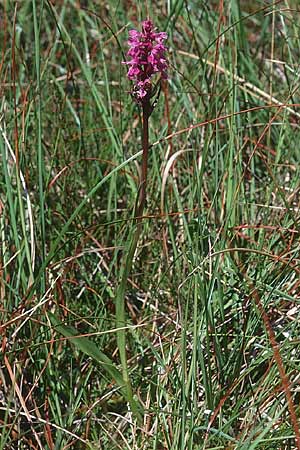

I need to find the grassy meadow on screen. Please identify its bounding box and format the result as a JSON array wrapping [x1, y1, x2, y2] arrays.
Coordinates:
[[1, 0, 300, 448]]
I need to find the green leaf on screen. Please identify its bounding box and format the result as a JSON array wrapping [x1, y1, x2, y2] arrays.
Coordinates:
[[48, 312, 143, 421]]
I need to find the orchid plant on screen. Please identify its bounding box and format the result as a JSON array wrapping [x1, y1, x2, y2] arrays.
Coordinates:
[[124, 19, 168, 104], [115, 19, 168, 420], [124, 18, 168, 216]]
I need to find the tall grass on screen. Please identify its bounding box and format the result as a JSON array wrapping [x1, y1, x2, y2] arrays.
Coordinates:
[[1, 1, 300, 449]]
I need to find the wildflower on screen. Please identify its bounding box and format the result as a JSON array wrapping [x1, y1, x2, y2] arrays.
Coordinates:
[[123, 19, 168, 103]]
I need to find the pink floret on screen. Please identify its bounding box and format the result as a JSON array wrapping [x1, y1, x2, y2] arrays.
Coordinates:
[[123, 19, 168, 103]]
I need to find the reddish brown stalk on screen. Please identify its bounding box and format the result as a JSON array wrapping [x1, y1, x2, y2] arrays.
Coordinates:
[[12, 4, 19, 168], [157, 103, 300, 145], [246, 276, 300, 448], [212, 0, 224, 92], [136, 100, 151, 219], [204, 257, 300, 447]]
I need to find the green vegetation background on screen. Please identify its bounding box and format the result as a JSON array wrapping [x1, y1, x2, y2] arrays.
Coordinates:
[[1, 1, 300, 449]]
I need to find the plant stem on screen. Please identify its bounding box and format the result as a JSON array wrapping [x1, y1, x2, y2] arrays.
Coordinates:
[[115, 98, 151, 422], [32, 0, 46, 293], [136, 101, 151, 219]]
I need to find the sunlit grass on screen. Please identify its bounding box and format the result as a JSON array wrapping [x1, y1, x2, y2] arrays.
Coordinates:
[[1, 1, 300, 449]]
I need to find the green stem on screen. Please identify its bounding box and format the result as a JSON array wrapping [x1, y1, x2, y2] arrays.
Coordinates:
[[115, 99, 151, 422]]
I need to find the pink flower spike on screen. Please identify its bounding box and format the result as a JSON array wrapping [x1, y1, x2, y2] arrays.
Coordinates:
[[123, 19, 168, 103]]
